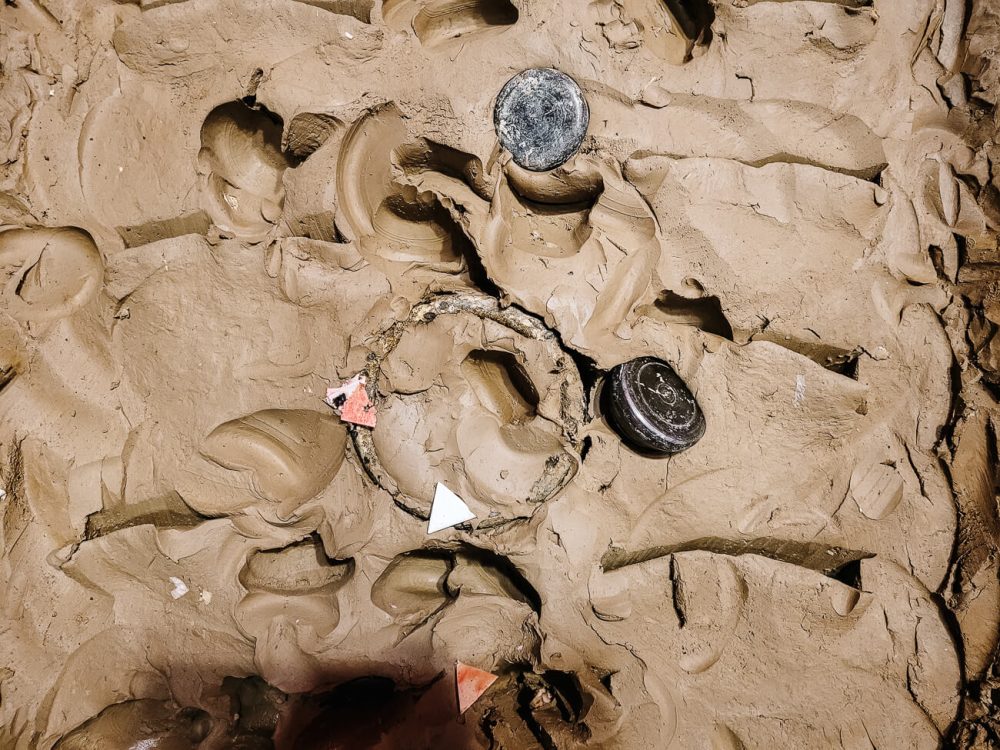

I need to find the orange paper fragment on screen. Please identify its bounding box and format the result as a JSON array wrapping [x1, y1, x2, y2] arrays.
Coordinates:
[[325, 374, 377, 428], [340, 386, 377, 427], [456, 661, 498, 714]]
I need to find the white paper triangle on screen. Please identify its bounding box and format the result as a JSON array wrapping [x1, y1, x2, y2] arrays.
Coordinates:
[[427, 482, 476, 533]]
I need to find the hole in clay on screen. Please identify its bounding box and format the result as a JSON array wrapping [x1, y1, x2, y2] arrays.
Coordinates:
[[598, 671, 615, 696], [291, 0, 374, 22], [239, 535, 353, 595], [198, 102, 299, 238], [337, 108, 498, 293], [283, 112, 344, 159], [241, 68, 265, 107], [621, 0, 714, 63], [751, 332, 862, 381], [828, 558, 864, 616], [537, 671, 587, 723], [646, 290, 734, 339], [53, 700, 212, 750], [372, 187, 498, 294], [515, 671, 592, 748], [220, 676, 286, 740], [370, 550, 455, 630], [507, 193, 595, 259], [449, 544, 543, 614], [391, 140, 500, 295], [13, 253, 42, 301], [502, 164, 604, 259], [372, 544, 543, 625], [395, 139, 492, 200], [662, 0, 715, 46], [199, 409, 347, 511], [462, 350, 539, 425], [825, 352, 860, 379], [829, 557, 863, 589], [384, 0, 518, 48]]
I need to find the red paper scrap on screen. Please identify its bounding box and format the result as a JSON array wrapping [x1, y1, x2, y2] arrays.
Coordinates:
[[456, 662, 498, 714]]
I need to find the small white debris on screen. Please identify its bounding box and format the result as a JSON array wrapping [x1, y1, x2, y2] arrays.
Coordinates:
[[168, 577, 189, 599], [0, 488, 6, 501], [325, 373, 364, 406], [118, 166, 124, 173], [870, 345, 890, 361], [794, 375, 806, 406], [344, 31, 354, 39], [199, 589, 213, 604]]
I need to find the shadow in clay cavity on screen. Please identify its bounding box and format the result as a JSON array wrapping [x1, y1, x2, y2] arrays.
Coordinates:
[[337, 105, 492, 289], [198, 102, 298, 240], [383, 0, 518, 48], [53, 699, 212, 750]]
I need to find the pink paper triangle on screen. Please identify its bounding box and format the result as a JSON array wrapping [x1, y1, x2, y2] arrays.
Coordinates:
[[456, 662, 498, 714], [339, 386, 376, 428]]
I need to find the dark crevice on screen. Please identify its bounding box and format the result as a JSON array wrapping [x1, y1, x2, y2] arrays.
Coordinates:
[[825, 351, 861, 379], [461, 236, 503, 298], [750, 331, 863, 381], [463, 350, 539, 424], [0, 365, 15, 395], [13, 255, 40, 301], [84, 492, 209, 540], [650, 290, 734, 340], [514, 671, 592, 749], [829, 557, 863, 589], [284, 112, 343, 159], [515, 678, 559, 750], [241, 68, 264, 107], [597, 671, 615, 697], [602, 535, 875, 577], [669, 554, 687, 628], [447, 543, 543, 614], [538, 671, 587, 723], [291, 0, 374, 23], [664, 0, 715, 47]]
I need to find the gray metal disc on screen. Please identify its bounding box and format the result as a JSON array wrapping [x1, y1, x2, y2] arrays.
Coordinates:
[[493, 68, 589, 172]]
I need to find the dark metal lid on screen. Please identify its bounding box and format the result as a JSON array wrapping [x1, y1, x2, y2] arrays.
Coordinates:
[[493, 68, 589, 172], [604, 357, 706, 455]]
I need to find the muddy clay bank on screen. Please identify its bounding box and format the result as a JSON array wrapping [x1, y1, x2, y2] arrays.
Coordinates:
[[1, 0, 999, 747]]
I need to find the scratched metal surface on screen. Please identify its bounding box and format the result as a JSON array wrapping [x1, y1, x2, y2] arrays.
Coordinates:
[[493, 67, 589, 172]]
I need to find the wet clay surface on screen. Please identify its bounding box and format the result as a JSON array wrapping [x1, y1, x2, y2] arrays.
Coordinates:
[[0, 0, 999, 748]]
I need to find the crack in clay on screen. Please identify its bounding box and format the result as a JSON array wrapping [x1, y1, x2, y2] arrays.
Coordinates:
[[601, 536, 875, 577]]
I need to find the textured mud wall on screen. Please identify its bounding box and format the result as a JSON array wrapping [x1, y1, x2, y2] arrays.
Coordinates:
[[0, 0, 997, 747]]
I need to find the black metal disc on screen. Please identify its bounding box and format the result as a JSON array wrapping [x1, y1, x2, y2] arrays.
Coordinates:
[[604, 357, 706, 455], [493, 68, 589, 172]]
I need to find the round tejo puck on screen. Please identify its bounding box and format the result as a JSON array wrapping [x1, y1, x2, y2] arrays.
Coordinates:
[[604, 357, 706, 455], [493, 68, 589, 172]]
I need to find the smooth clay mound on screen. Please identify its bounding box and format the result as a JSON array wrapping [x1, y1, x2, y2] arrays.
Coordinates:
[[1, 0, 999, 748]]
